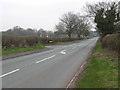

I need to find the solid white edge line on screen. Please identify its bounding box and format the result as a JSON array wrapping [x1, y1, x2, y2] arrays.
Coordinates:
[[0, 69, 20, 78], [66, 71, 78, 88], [66, 62, 86, 88], [36, 55, 56, 64]]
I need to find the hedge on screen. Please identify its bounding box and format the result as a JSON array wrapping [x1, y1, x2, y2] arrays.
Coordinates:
[[102, 34, 120, 52], [2, 35, 80, 49]]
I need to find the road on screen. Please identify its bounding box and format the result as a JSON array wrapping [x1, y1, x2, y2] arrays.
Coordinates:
[[2, 37, 98, 88]]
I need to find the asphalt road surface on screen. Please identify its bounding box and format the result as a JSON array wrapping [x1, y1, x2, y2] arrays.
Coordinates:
[[2, 37, 98, 88]]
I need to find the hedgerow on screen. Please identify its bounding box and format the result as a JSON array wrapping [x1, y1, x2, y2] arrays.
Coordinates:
[[102, 34, 119, 52], [2, 35, 80, 49]]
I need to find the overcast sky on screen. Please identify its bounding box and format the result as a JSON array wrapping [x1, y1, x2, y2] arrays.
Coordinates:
[[0, 0, 116, 31]]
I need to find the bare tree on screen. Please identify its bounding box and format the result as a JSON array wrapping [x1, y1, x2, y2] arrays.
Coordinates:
[[56, 12, 77, 38], [55, 22, 66, 33], [37, 29, 47, 37], [75, 15, 90, 38]]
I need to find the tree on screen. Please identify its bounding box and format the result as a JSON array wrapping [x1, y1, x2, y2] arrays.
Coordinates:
[[86, 1, 119, 38], [37, 29, 47, 37], [56, 12, 77, 38], [55, 22, 65, 32], [26, 28, 37, 36], [56, 12, 91, 38], [83, 30, 90, 37], [75, 15, 90, 38], [4, 26, 38, 36], [37, 28, 44, 37]]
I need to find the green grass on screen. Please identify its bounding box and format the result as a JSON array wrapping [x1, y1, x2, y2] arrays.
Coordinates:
[[2, 44, 45, 55], [0, 50, 1, 55], [76, 41, 118, 88]]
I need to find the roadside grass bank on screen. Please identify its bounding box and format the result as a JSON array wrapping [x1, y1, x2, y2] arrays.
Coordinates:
[[2, 44, 45, 55], [2, 40, 81, 56], [76, 41, 118, 88]]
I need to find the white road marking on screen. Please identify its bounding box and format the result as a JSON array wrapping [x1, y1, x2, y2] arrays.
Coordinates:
[[66, 61, 87, 88], [0, 69, 20, 78], [60, 50, 66, 55], [36, 55, 56, 64], [80, 62, 86, 68], [66, 70, 78, 88]]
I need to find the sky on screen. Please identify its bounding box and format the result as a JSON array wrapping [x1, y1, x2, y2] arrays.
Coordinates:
[[0, 0, 117, 31]]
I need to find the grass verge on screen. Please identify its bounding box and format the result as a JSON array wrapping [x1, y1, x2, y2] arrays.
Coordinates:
[[76, 41, 118, 88], [2, 44, 45, 55]]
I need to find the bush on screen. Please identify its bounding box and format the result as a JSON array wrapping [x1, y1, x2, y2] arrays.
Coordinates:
[[102, 34, 120, 52]]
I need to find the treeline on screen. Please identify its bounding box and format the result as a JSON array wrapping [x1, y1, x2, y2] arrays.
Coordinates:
[[2, 26, 54, 37], [2, 25, 92, 38]]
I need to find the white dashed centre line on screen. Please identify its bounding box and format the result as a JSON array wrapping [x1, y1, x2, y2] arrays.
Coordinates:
[[0, 69, 20, 78], [36, 55, 56, 64]]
